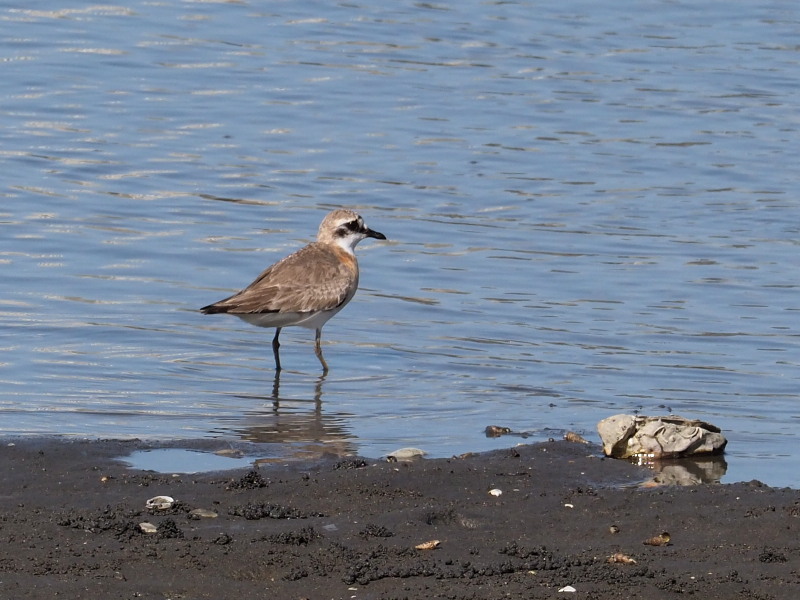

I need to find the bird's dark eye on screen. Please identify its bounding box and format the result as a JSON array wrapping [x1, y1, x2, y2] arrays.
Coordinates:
[[335, 219, 364, 238]]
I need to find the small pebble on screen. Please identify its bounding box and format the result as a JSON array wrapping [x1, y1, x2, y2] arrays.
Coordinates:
[[139, 522, 157, 534], [215, 448, 244, 458], [415, 540, 440, 550], [643, 531, 671, 546], [607, 552, 637, 564], [564, 431, 589, 444], [386, 448, 427, 462], [485, 425, 511, 437]]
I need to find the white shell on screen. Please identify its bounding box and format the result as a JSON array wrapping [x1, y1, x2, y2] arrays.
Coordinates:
[[488, 488, 503, 497], [146, 495, 175, 510], [558, 585, 577, 593]]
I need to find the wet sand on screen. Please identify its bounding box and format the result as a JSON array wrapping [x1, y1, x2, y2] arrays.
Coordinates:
[[0, 438, 797, 599]]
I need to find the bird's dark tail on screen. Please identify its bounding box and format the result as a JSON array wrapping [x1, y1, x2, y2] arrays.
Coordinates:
[[200, 303, 229, 314]]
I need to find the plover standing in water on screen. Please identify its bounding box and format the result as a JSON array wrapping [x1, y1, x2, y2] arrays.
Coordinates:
[[200, 208, 386, 372]]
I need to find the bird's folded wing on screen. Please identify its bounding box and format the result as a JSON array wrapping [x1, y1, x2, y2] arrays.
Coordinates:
[[206, 244, 356, 314]]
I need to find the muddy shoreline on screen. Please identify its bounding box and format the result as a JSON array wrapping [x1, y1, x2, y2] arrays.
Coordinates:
[[0, 438, 797, 599]]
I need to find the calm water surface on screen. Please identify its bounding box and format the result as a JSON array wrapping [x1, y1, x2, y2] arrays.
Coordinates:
[[1, 1, 799, 485]]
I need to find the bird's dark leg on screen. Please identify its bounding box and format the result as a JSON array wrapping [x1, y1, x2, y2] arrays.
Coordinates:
[[314, 328, 329, 373], [272, 327, 282, 372], [271, 367, 281, 412]]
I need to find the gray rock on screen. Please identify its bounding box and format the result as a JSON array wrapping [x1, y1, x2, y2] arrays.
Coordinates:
[[597, 414, 727, 459]]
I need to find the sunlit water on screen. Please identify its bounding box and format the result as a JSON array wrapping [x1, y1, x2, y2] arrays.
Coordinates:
[[1, 1, 799, 486]]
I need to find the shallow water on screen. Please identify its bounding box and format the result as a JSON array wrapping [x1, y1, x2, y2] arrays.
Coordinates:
[[1, 1, 799, 485]]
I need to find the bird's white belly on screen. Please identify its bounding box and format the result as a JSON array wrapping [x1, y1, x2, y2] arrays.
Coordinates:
[[237, 306, 343, 330]]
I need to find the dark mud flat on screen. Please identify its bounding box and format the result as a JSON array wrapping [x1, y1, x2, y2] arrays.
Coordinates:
[[0, 439, 798, 599]]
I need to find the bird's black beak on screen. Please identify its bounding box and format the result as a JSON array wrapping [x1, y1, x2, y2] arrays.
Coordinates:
[[366, 228, 386, 241]]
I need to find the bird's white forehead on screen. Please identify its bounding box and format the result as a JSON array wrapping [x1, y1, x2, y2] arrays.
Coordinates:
[[322, 209, 357, 226], [332, 214, 363, 232]]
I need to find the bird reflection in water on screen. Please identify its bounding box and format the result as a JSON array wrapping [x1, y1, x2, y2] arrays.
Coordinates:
[[228, 370, 357, 462]]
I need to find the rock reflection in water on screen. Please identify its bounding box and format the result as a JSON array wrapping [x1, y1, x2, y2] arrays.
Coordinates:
[[637, 455, 728, 486]]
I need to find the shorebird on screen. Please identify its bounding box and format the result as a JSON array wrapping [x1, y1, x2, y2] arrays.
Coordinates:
[[200, 208, 386, 372]]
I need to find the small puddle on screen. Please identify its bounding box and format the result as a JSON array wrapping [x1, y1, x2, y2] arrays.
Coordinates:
[[121, 448, 258, 473]]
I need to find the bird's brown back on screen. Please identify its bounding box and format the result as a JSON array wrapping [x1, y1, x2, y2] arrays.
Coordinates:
[[200, 242, 359, 315]]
